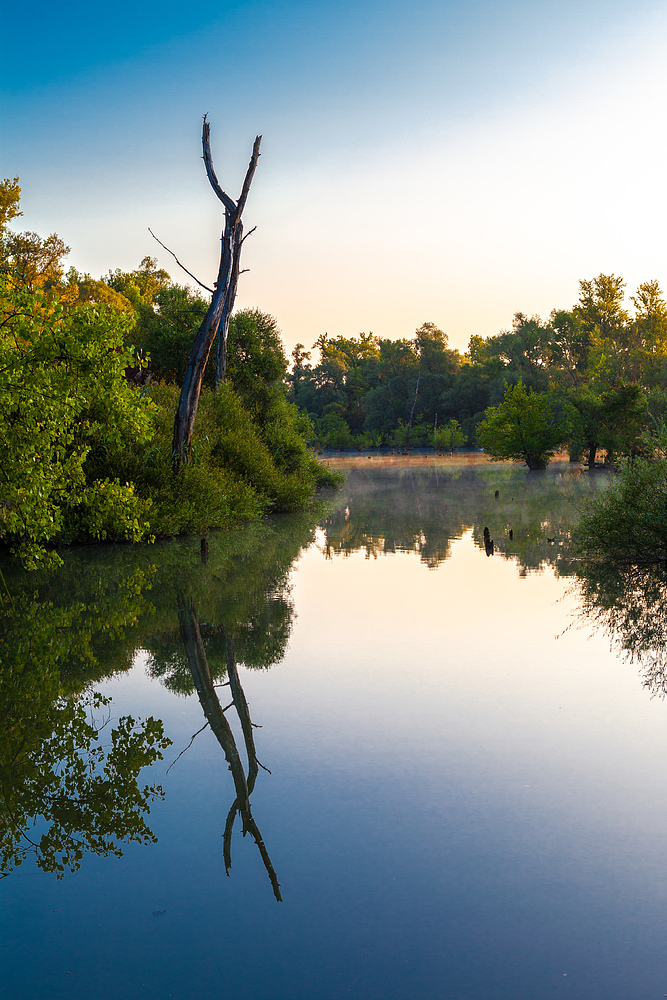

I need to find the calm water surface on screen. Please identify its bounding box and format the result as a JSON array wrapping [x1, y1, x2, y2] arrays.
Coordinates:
[[3, 459, 667, 999]]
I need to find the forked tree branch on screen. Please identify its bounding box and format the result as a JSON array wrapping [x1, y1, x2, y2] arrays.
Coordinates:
[[202, 114, 237, 215]]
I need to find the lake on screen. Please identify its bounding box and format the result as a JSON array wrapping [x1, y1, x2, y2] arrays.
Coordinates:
[[2, 457, 667, 999]]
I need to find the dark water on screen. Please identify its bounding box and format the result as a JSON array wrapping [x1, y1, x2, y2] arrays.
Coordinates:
[[3, 459, 667, 1000]]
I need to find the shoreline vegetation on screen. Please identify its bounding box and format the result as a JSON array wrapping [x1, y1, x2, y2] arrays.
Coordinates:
[[2, 166, 667, 568], [0, 177, 340, 569]]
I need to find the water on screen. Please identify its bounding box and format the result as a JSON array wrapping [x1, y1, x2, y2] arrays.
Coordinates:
[[2, 458, 667, 999]]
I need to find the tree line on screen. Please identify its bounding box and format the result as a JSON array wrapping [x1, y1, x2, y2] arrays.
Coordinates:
[[0, 175, 338, 568], [286, 275, 667, 467]]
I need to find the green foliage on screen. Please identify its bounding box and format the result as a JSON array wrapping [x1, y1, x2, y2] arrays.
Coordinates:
[[0, 279, 153, 567], [477, 380, 568, 469], [132, 283, 210, 384], [207, 385, 324, 510], [577, 457, 667, 561], [286, 273, 667, 458], [105, 256, 171, 310], [64, 267, 136, 314], [1, 230, 70, 294], [435, 419, 466, 454], [92, 381, 264, 537], [568, 383, 648, 466], [0, 189, 337, 565]]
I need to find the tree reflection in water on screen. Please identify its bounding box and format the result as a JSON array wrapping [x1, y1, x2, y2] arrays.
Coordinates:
[[143, 516, 319, 900], [0, 574, 171, 879], [0, 512, 317, 892], [177, 595, 282, 901], [574, 561, 667, 697], [321, 462, 602, 576]]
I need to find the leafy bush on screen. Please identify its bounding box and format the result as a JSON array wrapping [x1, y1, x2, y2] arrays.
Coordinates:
[[577, 457, 667, 561], [0, 280, 153, 567]]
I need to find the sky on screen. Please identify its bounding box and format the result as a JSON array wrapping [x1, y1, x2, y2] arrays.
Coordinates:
[[3, 0, 667, 355]]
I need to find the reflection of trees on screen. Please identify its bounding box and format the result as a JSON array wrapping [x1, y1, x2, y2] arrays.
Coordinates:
[[322, 463, 603, 574], [574, 561, 667, 696], [0, 510, 318, 892], [0, 579, 170, 878], [177, 596, 281, 900], [145, 514, 317, 692]]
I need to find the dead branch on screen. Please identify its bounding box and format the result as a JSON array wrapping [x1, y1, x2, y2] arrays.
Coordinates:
[[235, 136, 262, 219], [147, 228, 214, 294], [166, 721, 210, 774], [202, 115, 237, 215]]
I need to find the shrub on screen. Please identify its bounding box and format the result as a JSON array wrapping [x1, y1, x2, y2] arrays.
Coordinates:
[[577, 457, 667, 561]]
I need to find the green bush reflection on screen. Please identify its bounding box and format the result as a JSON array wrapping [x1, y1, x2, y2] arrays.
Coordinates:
[[0, 574, 170, 878], [0, 509, 319, 887], [573, 561, 667, 697]]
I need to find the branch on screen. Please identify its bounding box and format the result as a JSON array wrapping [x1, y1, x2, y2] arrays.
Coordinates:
[[166, 721, 210, 775], [147, 229, 214, 294], [241, 225, 257, 245], [202, 115, 237, 215], [235, 135, 262, 221]]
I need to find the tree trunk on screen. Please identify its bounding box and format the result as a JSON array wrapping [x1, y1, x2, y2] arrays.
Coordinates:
[[172, 120, 261, 470], [405, 372, 420, 452]]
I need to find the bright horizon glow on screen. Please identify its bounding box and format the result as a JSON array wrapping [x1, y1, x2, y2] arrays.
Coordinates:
[[2, 0, 666, 355]]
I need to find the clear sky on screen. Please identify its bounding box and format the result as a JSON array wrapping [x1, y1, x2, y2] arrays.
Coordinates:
[[3, 0, 666, 354]]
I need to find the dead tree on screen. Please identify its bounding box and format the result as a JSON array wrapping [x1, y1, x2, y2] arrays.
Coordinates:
[[171, 118, 261, 470]]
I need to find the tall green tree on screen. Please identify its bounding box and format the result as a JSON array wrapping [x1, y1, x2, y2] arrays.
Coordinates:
[[477, 380, 568, 470]]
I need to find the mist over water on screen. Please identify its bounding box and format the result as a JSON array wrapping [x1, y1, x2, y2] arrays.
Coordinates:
[[3, 458, 667, 1000]]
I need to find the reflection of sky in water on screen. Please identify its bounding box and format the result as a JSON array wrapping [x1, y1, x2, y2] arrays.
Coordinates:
[[4, 465, 667, 999]]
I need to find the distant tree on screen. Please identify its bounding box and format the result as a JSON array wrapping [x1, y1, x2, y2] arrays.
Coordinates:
[[435, 418, 466, 454], [64, 267, 135, 314], [106, 256, 171, 309], [477, 380, 568, 470], [0, 176, 22, 233], [1, 229, 70, 292], [576, 273, 629, 340], [290, 342, 312, 397], [550, 309, 589, 387], [569, 383, 648, 468], [481, 312, 553, 392]]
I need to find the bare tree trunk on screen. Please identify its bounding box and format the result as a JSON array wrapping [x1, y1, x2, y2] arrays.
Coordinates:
[[405, 372, 420, 452], [172, 119, 261, 470]]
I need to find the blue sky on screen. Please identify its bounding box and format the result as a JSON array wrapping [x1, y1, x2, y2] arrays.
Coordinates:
[[3, 0, 666, 352]]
